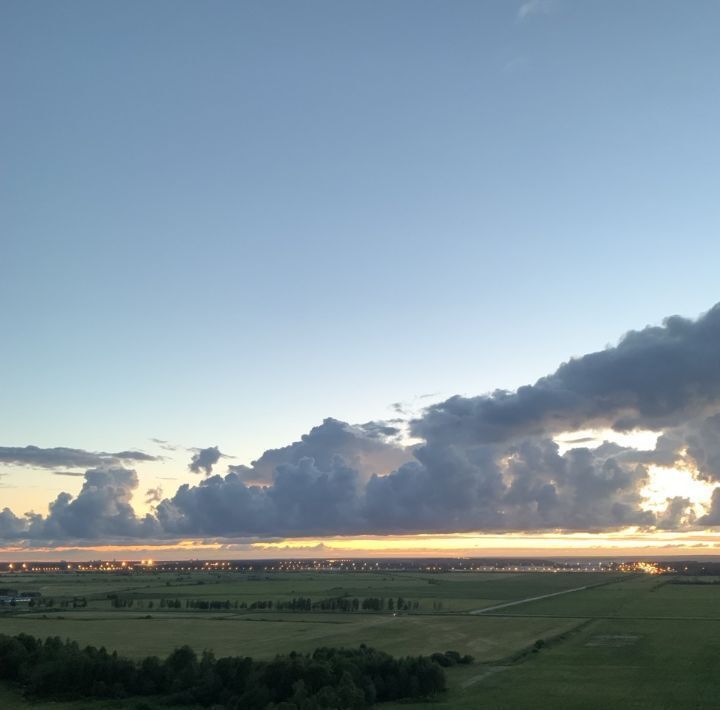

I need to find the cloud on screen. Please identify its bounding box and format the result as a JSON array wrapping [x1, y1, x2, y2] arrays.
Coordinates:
[[561, 436, 596, 445], [414, 304, 720, 447], [150, 438, 180, 452], [36, 468, 158, 540], [159, 455, 363, 537], [0, 508, 27, 538], [0, 446, 158, 470], [150, 304, 720, 538], [390, 402, 407, 415], [189, 446, 225, 476], [151, 434, 657, 538], [145, 486, 163, 505], [0, 467, 159, 542], [655, 496, 696, 530], [227, 418, 410, 485], [5, 303, 720, 544], [517, 0, 555, 21], [698, 486, 720, 526]]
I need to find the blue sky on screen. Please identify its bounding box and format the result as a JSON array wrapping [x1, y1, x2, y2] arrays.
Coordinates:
[[3, 1, 720, 533]]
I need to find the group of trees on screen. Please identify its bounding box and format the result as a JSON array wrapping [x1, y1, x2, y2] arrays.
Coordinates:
[[109, 595, 421, 613], [0, 596, 62, 609], [248, 597, 421, 613], [0, 633, 457, 708]]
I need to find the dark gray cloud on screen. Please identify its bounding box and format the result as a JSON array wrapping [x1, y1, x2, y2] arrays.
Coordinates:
[[189, 446, 224, 476], [0, 432, 710, 542], [33, 468, 158, 540], [153, 435, 657, 537], [414, 304, 720, 446], [608, 413, 720, 482], [655, 496, 696, 530], [4, 304, 720, 543], [0, 467, 158, 542], [0, 508, 27, 538], [145, 487, 163, 505], [227, 418, 410, 484], [0, 446, 158, 470], [672, 414, 720, 482], [159, 455, 363, 537], [699, 488, 720, 526], [152, 303, 720, 537]]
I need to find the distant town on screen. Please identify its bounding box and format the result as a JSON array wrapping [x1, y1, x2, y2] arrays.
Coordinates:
[[1, 557, 718, 577]]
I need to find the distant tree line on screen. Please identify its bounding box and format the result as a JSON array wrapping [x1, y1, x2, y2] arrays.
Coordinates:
[[0, 596, 72, 609], [669, 578, 720, 585], [109, 595, 421, 612], [0, 633, 465, 708]]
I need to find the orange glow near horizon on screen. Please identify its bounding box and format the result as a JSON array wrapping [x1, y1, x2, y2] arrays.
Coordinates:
[[2, 528, 720, 561]]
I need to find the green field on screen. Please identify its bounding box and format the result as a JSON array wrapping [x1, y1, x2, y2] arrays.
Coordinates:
[[1, 569, 718, 708], [0, 611, 578, 661], [0, 569, 613, 612]]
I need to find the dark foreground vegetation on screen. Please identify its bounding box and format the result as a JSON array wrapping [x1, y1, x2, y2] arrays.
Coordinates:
[[0, 633, 470, 708]]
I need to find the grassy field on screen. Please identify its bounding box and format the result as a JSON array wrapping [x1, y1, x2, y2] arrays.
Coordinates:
[[2, 569, 718, 708], [382, 574, 720, 710], [0, 611, 578, 660], [0, 569, 613, 612]]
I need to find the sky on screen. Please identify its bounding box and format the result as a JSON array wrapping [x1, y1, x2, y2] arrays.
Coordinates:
[[3, 1, 720, 558]]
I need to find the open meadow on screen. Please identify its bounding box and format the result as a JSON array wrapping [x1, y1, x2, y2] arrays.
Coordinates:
[[1, 569, 718, 708]]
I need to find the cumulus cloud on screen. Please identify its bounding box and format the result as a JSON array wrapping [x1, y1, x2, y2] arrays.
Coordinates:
[[189, 447, 224, 475], [151, 304, 720, 537], [0, 508, 27, 538], [151, 435, 658, 537], [159, 455, 363, 537], [0, 446, 158, 470], [5, 303, 720, 543], [698, 488, 720, 526], [227, 418, 410, 485], [35, 468, 158, 540], [655, 496, 697, 530], [414, 304, 720, 447], [0, 467, 158, 542]]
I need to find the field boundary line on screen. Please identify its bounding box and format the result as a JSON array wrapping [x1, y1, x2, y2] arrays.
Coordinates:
[[468, 578, 620, 615]]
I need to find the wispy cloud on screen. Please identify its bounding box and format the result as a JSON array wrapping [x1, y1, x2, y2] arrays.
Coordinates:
[[145, 486, 163, 505], [150, 438, 180, 452], [0, 445, 159, 470], [517, 0, 555, 21]]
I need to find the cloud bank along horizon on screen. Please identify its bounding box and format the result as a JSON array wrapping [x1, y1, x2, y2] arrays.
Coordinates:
[[4, 302, 720, 548]]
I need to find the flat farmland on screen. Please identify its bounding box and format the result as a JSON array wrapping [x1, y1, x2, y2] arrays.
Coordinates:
[[4, 570, 716, 708], [386, 615, 720, 710], [489, 575, 720, 619], [0, 570, 605, 663], [384, 574, 720, 710], [1, 570, 615, 613], [0, 611, 578, 660]]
